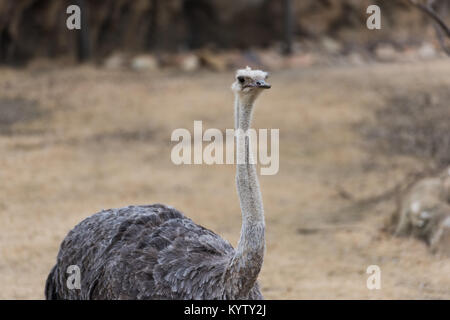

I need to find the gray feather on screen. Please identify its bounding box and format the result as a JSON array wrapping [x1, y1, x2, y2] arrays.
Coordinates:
[[45, 204, 263, 300]]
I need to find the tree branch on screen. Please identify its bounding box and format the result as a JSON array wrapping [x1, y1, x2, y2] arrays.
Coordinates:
[[408, 0, 450, 55]]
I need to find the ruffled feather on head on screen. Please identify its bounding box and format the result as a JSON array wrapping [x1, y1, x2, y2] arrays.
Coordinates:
[[235, 66, 268, 80]]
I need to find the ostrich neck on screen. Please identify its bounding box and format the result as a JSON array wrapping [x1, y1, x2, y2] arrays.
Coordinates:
[[224, 94, 265, 298], [234, 95, 254, 131]]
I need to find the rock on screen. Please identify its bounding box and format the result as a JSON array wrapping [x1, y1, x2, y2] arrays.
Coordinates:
[[320, 37, 342, 55], [130, 54, 159, 71], [395, 166, 450, 257], [103, 53, 127, 70], [178, 53, 200, 72], [346, 52, 365, 66], [170, 53, 200, 72], [198, 50, 228, 71], [418, 42, 437, 60], [374, 44, 398, 62], [283, 53, 315, 68]]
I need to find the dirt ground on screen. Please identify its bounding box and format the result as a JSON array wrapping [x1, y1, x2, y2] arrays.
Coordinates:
[[0, 60, 449, 299]]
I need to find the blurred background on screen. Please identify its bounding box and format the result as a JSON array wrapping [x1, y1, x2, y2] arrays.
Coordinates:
[[0, 0, 449, 299], [1, 0, 450, 68]]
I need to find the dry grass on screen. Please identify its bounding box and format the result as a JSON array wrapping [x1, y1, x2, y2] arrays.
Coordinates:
[[0, 60, 450, 299], [362, 87, 450, 171]]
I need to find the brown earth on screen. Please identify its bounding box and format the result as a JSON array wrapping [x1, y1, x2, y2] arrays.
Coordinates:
[[0, 59, 449, 299]]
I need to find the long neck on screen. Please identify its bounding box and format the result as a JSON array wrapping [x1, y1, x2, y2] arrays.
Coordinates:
[[224, 94, 265, 298]]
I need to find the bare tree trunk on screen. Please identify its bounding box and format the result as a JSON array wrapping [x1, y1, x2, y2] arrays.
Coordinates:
[[282, 0, 293, 55], [74, 0, 90, 62], [147, 0, 159, 50]]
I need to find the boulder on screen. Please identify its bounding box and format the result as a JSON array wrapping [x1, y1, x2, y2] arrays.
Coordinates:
[[103, 53, 127, 70], [374, 44, 398, 62], [179, 53, 200, 72], [130, 55, 159, 71], [418, 42, 437, 60], [395, 166, 450, 256]]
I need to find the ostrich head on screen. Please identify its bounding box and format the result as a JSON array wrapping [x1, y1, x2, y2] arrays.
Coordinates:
[[231, 66, 271, 104]]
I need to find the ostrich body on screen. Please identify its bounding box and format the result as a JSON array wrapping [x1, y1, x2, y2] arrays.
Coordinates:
[[45, 67, 271, 300]]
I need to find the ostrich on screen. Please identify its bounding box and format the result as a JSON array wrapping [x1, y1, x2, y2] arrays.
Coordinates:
[[45, 67, 271, 300]]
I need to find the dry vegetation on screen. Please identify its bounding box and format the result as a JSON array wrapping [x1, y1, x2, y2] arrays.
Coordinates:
[[0, 59, 450, 299], [362, 87, 450, 170]]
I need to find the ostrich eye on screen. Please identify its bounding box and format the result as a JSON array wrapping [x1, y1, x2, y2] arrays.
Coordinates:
[[237, 76, 245, 83]]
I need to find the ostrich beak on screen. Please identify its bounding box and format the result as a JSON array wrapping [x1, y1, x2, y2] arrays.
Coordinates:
[[256, 80, 271, 89]]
